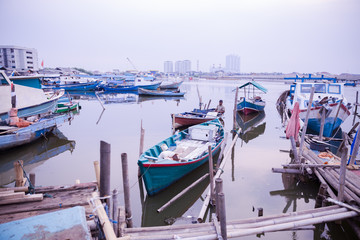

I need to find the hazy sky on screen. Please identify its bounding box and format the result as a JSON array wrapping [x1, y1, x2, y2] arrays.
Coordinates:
[[1, 0, 359, 73]]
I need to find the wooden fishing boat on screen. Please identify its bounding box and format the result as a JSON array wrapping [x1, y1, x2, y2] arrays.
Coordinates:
[[0, 113, 72, 151], [171, 108, 220, 128], [55, 101, 80, 113], [281, 77, 352, 137], [159, 81, 183, 89], [0, 71, 64, 121], [236, 111, 266, 143], [236, 81, 267, 115], [42, 80, 100, 91], [138, 88, 185, 97], [102, 82, 161, 92], [138, 118, 224, 196]]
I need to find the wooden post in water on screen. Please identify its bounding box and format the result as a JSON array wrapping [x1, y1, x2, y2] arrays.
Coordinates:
[[100, 141, 111, 201], [93, 161, 100, 187], [353, 91, 359, 125], [208, 145, 215, 205], [349, 124, 360, 166], [233, 87, 239, 130], [218, 192, 227, 240], [121, 153, 133, 228], [215, 178, 223, 219], [112, 189, 119, 235], [138, 121, 145, 208], [11, 83, 16, 108], [14, 160, 25, 187], [299, 87, 315, 158], [29, 173, 35, 187], [289, 136, 300, 163], [319, 108, 326, 141], [338, 146, 348, 202]]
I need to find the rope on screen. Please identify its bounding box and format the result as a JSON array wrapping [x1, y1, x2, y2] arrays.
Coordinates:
[[17, 160, 35, 194]]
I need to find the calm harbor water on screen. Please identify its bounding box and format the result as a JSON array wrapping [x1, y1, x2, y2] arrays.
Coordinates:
[[1, 80, 358, 239]]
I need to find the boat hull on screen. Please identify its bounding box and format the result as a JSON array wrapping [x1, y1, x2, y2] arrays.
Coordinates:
[[103, 82, 161, 92], [42, 81, 100, 91], [299, 102, 350, 137], [0, 114, 71, 151], [138, 88, 185, 97], [138, 119, 224, 196], [237, 98, 265, 115], [173, 114, 215, 128], [159, 81, 183, 89], [139, 141, 222, 196]]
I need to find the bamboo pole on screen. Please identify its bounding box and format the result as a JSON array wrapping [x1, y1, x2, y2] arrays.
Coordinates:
[[326, 198, 360, 214], [353, 91, 359, 125], [217, 132, 229, 167], [29, 173, 35, 187], [338, 146, 348, 202], [93, 161, 100, 187], [319, 108, 326, 141], [349, 124, 360, 165], [121, 153, 133, 228], [138, 120, 145, 208], [233, 88, 239, 130], [282, 164, 341, 168], [289, 136, 299, 163], [198, 129, 239, 222], [11, 83, 16, 108], [208, 145, 215, 204], [157, 173, 209, 213], [299, 87, 315, 158], [113, 189, 119, 234], [90, 192, 117, 240]]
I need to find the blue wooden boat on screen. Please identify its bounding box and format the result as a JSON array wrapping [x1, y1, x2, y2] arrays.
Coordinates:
[[103, 82, 161, 92], [42, 80, 100, 91], [236, 81, 267, 115], [0, 113, 72, 151], [138, 118, 224, 196], [138, 88, 185, 97], [0, 71, 64, 121], [285, 81, 351, 137]]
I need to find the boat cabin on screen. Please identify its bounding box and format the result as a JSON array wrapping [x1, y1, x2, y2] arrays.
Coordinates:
[[288, 82, 347, 110]]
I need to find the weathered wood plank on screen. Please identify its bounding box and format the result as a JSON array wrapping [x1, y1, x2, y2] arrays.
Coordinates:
[[0, 194, 43, 205]]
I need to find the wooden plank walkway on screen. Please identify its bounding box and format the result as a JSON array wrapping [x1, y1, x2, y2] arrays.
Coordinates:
[[122, 205, 358, 239], [0, 182, 97, 224]]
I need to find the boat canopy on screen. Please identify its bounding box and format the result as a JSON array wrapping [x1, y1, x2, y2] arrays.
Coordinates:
[[238, 81, 267, 93]]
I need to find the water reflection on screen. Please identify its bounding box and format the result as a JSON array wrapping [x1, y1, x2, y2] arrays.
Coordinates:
[[270, 173, 318, 214], [137, 95, 184, 104], [236, 111, 266, 144], [141, 160, 212, 227], [0, 129, 75, 186]]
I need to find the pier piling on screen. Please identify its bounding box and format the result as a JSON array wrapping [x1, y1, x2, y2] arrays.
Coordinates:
[[208, 145, 215, 204], [121, 153, 133, 228], [218, 192, 227, 240], [100, 141, 111, 203]]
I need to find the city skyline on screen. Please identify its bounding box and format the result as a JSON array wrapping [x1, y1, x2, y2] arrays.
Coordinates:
[[1, 0, 359, 74]]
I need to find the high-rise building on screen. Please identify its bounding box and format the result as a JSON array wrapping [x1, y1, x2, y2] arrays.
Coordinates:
[[164, 61, 173, 73], [183, 60, 191, 73], [174, 60, 191, 74], [225, 54, 240, 73], [0, 45, 39, 71]]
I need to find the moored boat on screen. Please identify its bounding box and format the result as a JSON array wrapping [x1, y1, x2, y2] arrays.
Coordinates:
[[138, 118, 224, 196], [42, 81, 100, 91], [0, 71, 64, 121], [283, 81, 351, 137], [102, 81, 161, 92], [0, 113, 73, 151], [159, 81, 183, 89], [138, 88, 185, 97], [172, 108, 220, 128], [236, 81, 267, 115]]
